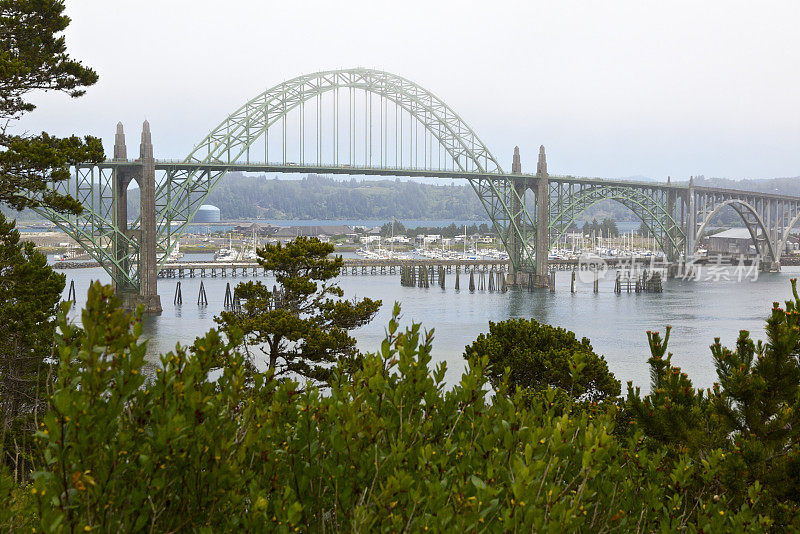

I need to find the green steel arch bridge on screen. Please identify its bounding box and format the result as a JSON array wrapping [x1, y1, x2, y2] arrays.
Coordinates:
[[33, 68, 800, 311]]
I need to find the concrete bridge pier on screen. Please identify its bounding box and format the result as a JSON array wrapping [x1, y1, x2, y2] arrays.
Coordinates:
[[505, 145, 550, 288], [532, 145, 550, 287], [761, 259, 781, 273], [507, 147, 526, 287], [113, 122, 162, 313], [112, 123, 132, 294]]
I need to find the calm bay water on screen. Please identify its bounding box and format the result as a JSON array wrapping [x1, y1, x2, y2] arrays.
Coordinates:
[[53, 255, 800, 392]]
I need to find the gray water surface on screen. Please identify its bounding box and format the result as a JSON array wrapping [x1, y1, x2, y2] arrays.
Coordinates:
[[55, 257, 800, 392]]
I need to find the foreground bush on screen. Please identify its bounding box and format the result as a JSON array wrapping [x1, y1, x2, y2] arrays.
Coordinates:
[[627, 281, 800, 528], [464, 317, 621, 403], [0, 282, 772, 532]]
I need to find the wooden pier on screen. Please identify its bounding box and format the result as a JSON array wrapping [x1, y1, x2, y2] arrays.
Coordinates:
[[156, 258, 510, 279]]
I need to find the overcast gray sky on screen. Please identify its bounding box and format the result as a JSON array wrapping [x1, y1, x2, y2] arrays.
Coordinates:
[[17, 0, 800, 180]]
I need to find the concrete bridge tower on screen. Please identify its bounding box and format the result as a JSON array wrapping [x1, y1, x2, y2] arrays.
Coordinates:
[[112, 123, 131, 294], [112, 122, 162, 313], [533, 145, 550, 286], [508, 146, 524, 283], [137, 121, 162, 313]]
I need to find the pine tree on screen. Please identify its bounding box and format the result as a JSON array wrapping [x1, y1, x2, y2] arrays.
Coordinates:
[[0, 0, 103, 214], [464, 318, 621, 403], [626, 326, 721, 454], [216, 237, 381, 384], [0, 0, 101, 479], [0, 212, 65, 480], [709, 280, 800, 517]]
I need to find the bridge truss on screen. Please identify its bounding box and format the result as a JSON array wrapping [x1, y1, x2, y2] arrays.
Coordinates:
[[30, 68, 800, 308]]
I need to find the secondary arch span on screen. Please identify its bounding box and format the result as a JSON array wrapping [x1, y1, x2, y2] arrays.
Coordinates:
[[548, 185, 685, 260], [694, 199, 776, 262]]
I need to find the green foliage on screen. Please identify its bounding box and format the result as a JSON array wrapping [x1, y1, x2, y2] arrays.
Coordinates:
[[627, 281, 800, 528], [707, 282, 800, 521], [582, 217, 619, 237], [0, 212, 64, 480], [464, 318, 621, 403], [216, 237, 381, 384], [0, 133, 103, 214], [205, 173, 636, 224], [0, 0, 103, 214], [0, 467, 37, 531], [1, 284, 769, 531], [626, 327, 721, 454], [379, 221, 493, 238], [206, 173, 488, 221], [0, 0, 97, 119]]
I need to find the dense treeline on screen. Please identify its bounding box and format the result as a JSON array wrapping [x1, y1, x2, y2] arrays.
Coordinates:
[[205, 173, 647, 223], [6, 172, 800, 225], [378, 221, 492, 237], [582, 218, 619, 237], [203, 173, 799, 227], [206, 173, 486, 220]]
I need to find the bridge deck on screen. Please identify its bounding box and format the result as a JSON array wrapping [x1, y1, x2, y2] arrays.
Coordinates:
[[84, 159, 800, 202]]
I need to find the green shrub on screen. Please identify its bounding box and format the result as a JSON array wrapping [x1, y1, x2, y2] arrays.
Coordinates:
[[8, 283, 769, 532], [627, 279, 800, 529], [464, 318, 621, 403]]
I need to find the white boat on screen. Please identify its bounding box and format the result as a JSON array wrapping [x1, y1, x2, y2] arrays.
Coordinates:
[[241, 227, 259, 261], [55, 248, 83, 261], [216, 233, 239, 262], [158, 240, 184, 262]]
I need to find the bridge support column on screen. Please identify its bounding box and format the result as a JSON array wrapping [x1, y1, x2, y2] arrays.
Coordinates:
[[765, 199, 781, 272], [533, 145, 549, 287], [112, 123, 132, 295], [137, 121, 162, 313], [116, 121, 162, 313], [507, 147, 526, 286], [685, 177, 696, 261]]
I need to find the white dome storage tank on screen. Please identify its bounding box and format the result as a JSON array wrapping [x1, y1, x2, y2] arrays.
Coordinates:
[[193, 204, 221, 223]]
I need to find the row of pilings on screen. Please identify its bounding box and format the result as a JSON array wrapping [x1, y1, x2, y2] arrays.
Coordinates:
[[614, 269, 663, 294], [168, 281, 289, 311], [400, 264, 508, 293]]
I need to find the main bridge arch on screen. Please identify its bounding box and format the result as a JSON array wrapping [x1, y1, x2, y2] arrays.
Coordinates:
[[547, 183, 686, 261], [694, 198, 777, 262], [157, 68, 536, 270]]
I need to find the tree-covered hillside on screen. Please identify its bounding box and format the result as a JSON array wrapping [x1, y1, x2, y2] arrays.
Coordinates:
[[205, 173, 486, 220], [6, 172, 798, 225], [205, 173, 645, 222], [204, 173, 800, 224]]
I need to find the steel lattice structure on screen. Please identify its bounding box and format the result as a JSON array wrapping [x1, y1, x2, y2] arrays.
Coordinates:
[[152, 68, 537, 274], [29, 68, 800, 304], [547, 179, 686, 261]]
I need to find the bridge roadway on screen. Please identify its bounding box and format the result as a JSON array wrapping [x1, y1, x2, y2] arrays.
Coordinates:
[[97, 158, 800, 204], [101, 158, 685, 192]]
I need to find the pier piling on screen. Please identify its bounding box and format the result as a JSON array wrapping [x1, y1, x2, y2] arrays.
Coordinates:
[[174, 281, 182, 305], [198, 281, 208, 306], [224, 282, 233, 308]]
